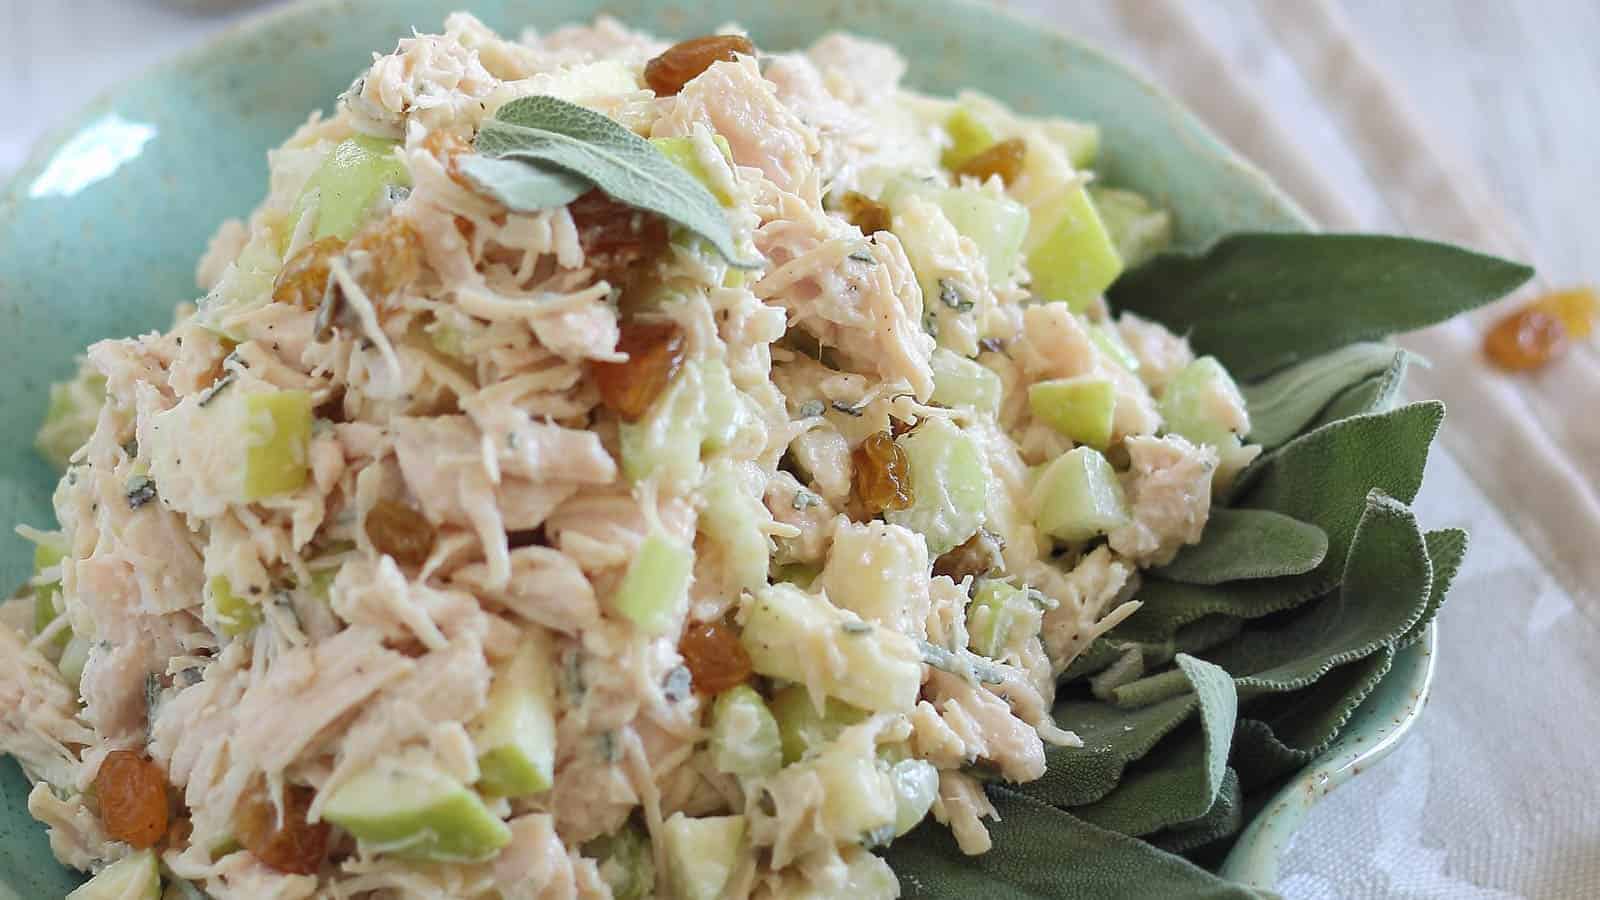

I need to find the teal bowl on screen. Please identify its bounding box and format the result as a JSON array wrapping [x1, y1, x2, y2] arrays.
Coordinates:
[[0, 1, 1433, 896]]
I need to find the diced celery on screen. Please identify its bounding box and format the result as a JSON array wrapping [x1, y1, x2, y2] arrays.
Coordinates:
[[1090, 323, 1142, 373], [885, 418, 990, 556], [769, 685, 867, 765], [710, 685, 783, 778], [292, 135, 409, 243], [65, 849, 159, 900], [941, 106, 999, 171], [650, 135, 735, 206], [1031, 447, 1129, 543], [1088, 186, 1173, 269], [322, 756, 511, 862], [930, 349, 1003, 414], [740, 584, 922, 714], [660, 813, 745, 900], [698, 462, 770, 596], [206, 576, 262, 637], [243, 390, 313, 500], [1027, 376, 1117, 450], [889, 758, 940, 836], [59, 634, 91, 688], [965, 580, 1042, 659], [585, 821, 656, 900], [1025, 182, 1124, 311], [1039, 119, 1101, 169], [817, 520, 929, 633], [473, 632, 558, 798], [619, 360, 742, 484], [36, 368, 106, 470], [611, 533, 693, 635], [1160, 356, 1249, 449]]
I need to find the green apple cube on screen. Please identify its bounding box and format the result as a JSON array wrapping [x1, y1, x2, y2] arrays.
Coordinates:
[[885, 417, 991, 556], [473, 632, 558, 798], [740, 584, 922, 714], [36, 369, 106, 471], [322, 758, 511, 862], [1088, 186, 1173, 269], [710, 685, 783, 778], [611, 533, 693, 635], [817, 520, 928, 632], [586, 821, 656, 900], [1032, 447, 1129, 543], [66, 849, 159, 900], [661, 813, 745, 900], [1040, 119, 1101, 170], [933, 188, 1031, 284], [1025, 183, 1124, 311], [59, 634, 91, 688], [941, 105, 999, 171], [620, 360, 741, 484], [1090, 323, 1142, 373], [242, 390, 312, 500], [965, 580, 1041, 659], [206, 576, 262, 637], [1028, 376, 1117, 450], [889, 758, 940, 836], [698, 462, 769, 596], [810, 743, 898, 844], [930, 349, 1003, 414], [294, 135, 409, 242], [769, 685, 867, 765], [650, 135, 735, 206], [1160, 356, 1249, 449]]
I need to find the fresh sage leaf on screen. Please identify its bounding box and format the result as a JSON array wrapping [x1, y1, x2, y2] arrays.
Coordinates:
[[1242, 343, 1405, 449], [1305, 348, 1411, 432], [1150, 768, 1243, 855], [885, 787, 1275, 900], [457, 154, 592, 212], [1397, 528, 1467, 649], [1109, 233, 1533, 380], [1228, 648, 1394, 788], [473, 95, 761, 267], [1154, 508, 1329, 585]]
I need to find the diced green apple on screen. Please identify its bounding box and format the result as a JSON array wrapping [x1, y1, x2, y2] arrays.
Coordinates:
[[293, 135, 409, 243], [660, 813, 745, 900], [698, 461, 769, 596], [930, 349, 1003, 414], [1027, 376, 1117, 450], [620, 359, 742, 484], [1024, 183, 1123, 311], [809, 742, 898, 845], [740, 584, 922, 714], [941, 106, 1000, 171], [769, 685, 867, 765], [206, 576, 262, 637], [817, 520, 928, 632], [611, 533, 693, 636], [1031, 447, 1129, 543], [710, 685, 783, 778], [32, 538, 70, 650], [1160, 356, 1249, 449], [65, 849, 159, 900], [242, 390, 313, 500], [322, 757, 511, 862], [585, 821, 656, 900], [885, 417, 990, 556], [883, 177, 1030, 285], [1088, 186, 1173, 269], [473, 632, 558, 798], [1089, 323, 1142, 374], [650, 135, 735, 206], [889, 758, 940, 836], [965, 580, 1041, 659]]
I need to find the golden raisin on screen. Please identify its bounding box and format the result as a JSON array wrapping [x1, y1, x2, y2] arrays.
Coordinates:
[[273, 237, 346, 308], [366, 499, 436, 567], [933, 529, 1006, 582], [955, 138, 1028, 185], [1532, 286, 1598, 339], [678, 621, 752, 695], [95, 751, 170, 850], [348, 216, 425, 299], [569, 190, 670, 279], [852, 431, 914, 514], [840, 191, 893, 236], [235, 782, 331, 876], [1484, 307, 1568, 371], [591, 320, 687, 421], [644, 34, 757, 96]]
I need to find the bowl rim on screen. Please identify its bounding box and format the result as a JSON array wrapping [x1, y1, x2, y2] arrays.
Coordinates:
[[0, 0, 1427, 894]]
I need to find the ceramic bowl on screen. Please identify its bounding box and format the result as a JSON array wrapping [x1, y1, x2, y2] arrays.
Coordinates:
[[0, 1, 1433, 895]]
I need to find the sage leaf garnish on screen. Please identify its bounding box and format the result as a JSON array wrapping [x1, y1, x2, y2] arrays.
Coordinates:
[[1153, 508, 1328, 585], [470, 95, 761, 268], [1242, 342, 1405, 449], [1109, 233, 1534, 379], [457, 154, 591, 212]]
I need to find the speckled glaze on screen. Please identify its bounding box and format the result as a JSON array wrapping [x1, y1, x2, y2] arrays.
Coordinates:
[[0, 1, 1426, 896]]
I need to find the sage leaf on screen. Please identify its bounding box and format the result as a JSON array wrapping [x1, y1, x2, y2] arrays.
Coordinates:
[[1242, 343, 1405, 448], [1109, 233, 1533, 380], [885, 787, 1274, 900], [1305, 348, 1411, 431], [1154, 508, 1329, 585], [457, 154, 592, 212], [1228, 648, 1395, 788], [1398, 528, 1468, 649], [1150, 768, 1243, 855], [474, 96, 761, 267]]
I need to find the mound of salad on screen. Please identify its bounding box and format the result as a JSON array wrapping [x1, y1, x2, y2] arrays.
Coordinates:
[[0, 12, 1520, 900]]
